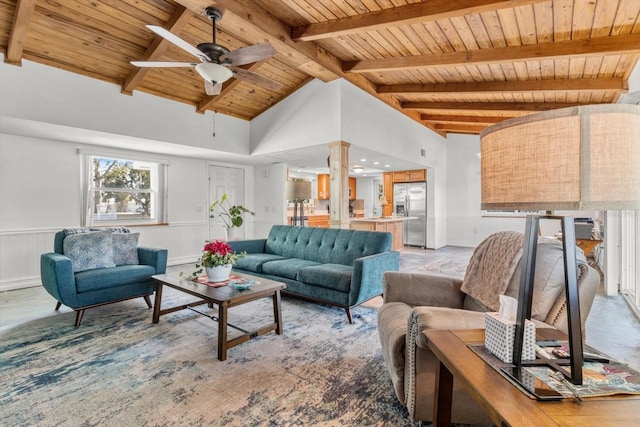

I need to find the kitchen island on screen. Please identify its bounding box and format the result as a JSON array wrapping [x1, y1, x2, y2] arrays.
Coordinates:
[[350, 217, 415, 250]]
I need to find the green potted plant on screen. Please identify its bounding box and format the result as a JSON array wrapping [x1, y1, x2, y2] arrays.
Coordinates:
[[209, 193, 255, 239]]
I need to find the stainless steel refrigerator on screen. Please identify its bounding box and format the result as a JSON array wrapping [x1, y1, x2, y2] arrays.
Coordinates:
[[393, 182, 427, 247]]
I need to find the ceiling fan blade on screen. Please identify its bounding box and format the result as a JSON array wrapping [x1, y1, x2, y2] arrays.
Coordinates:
[[130, 61, 197, 68], [230, 67, 283, 91], [220, 44, 276, 66], [146, 25, 209, 61], [205, 80, 222, 96]]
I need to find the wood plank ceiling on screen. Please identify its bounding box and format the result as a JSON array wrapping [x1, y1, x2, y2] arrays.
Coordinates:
[[2, 0, 639, 136]]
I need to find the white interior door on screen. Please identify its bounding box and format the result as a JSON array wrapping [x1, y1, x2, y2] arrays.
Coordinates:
[[209, 165, 245, 241]]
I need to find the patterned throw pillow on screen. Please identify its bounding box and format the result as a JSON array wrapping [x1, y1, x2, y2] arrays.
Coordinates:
[[63, 231, 115, 272], [112, 233, 140, 265]]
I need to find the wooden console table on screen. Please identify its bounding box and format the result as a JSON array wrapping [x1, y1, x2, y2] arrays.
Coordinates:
[[426, 329, 640, 427]]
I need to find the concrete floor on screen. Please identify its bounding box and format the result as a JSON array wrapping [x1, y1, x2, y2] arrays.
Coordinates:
[[2, 246, 639, 370]]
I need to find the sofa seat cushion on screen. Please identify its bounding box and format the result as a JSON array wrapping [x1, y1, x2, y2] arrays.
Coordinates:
[[261, 258, 321, 280], [75, 264, 156, 293], [234, 253, 287, 273], [297, 263, 352, 292]]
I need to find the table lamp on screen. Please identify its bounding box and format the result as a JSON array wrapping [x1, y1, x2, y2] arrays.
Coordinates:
[[286, 179, 313, 226], [378, 195, 389, 217], [480, 104, 640, 384]]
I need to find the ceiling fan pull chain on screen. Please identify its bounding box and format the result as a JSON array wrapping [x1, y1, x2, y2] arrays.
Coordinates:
[[214, 109, 217, 138]]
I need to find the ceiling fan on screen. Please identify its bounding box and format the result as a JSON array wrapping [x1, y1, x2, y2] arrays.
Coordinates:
[[130, 6, 282, 96]]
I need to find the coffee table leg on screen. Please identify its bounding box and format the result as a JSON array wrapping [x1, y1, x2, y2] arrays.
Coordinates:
[[433, 360, 454, 427], [273, 290, 283, 335], [217, 303, 228, 361], [152, 282, 163, 323]]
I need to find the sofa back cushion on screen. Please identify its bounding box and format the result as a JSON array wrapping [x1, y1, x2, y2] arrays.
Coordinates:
[[112, 233, 140, 265], [63, 231, 116, 272], [264, 225, 392, 266]]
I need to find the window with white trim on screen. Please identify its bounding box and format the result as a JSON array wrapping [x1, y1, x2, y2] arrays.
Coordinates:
[[81, 151, 168, 226]]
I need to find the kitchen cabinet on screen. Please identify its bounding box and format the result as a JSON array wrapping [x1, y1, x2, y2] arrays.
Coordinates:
[[307, 214, 330, 228], [317, 174, 330, 200], [349, 177, 357, 200], [350, 217, 411, 250], [383, 172, 394, 217], [392, 169, 426, 183], [318, 175, 356, 200]]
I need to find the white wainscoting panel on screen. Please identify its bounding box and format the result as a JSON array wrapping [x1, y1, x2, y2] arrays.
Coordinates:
[[0, 223, 208, 291]]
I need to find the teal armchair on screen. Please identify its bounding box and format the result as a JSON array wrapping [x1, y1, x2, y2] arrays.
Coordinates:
[[40, 229, 168, 326]]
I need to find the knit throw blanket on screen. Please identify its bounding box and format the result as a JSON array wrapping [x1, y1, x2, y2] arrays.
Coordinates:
[[460, 231, 524, 311]]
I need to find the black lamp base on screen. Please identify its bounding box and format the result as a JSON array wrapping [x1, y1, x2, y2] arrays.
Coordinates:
[[513, 215, 584, 385]]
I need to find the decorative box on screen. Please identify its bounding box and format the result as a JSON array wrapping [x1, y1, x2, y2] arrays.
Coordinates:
[[484, 312, 536, 363]]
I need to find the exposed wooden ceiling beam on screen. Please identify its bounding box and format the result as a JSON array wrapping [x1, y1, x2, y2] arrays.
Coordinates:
[[175, 0, 434, 133], [122, 5, 192, 95], [5, 0, 36, 65], [175, 0, 341, 82], [345, 34, 640, 73], [379, 77, 626, 95], [433, 123, 489, 134], [420, 114, 511, 125], [292, 0, 545, 42], [404, 102, 587, 113]]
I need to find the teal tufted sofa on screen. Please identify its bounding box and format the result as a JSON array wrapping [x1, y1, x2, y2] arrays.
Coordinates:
[[228, 225, 400, 322], [40, 229, 168, 326]]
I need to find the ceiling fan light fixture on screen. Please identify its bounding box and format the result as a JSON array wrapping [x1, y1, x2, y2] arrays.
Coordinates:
[[195, 63, 233, 84]]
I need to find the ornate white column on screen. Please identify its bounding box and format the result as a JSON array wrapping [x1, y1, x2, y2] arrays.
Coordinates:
[[328, 141, 350, 229]]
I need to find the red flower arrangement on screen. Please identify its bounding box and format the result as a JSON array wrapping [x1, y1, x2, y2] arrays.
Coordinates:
[[180, 240, 246, 280], [200, 240, 244, 267]]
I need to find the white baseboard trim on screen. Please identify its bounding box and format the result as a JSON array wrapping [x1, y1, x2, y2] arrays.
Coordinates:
[[0, 276, 42, 292], [168, 256, 198, 267]]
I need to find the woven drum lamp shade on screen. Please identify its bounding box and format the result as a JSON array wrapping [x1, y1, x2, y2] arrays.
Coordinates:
[[286, 180, 312, 200], [480, 104, 640, 211]]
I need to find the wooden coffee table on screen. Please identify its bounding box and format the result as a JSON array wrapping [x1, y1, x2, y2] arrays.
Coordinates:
[[151, 272, 285, 361]]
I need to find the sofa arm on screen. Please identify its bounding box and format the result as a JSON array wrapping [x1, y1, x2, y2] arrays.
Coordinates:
[[228, 239, 266, 254], [138, 247, 168, 274], [40, 252, 78, 307], [383, 271, 465, 309], [350, 251, 400, 305]]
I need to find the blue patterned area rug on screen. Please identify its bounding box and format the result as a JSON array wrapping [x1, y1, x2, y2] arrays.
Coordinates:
[[0, 289, 416, 426], [416, 257, 470, 278]]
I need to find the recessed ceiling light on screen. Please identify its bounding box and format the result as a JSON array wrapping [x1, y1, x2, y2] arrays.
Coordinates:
[[385, 164, 390, 168], [361, 158, 367, 162], [373, 161, 379, 165]]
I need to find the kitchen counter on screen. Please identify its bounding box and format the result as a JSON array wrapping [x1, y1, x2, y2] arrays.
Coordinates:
[[349, 216, 416, 223], [350, 217, 416, 250], [287, 213, 330, 227]]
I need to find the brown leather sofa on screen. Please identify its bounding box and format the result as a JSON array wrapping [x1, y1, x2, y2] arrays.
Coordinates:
[[377, 232, 601, 424]]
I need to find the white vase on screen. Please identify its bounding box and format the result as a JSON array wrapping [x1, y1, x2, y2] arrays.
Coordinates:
[[224, 227, 242, 241], [205, 264, 232, 282]]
